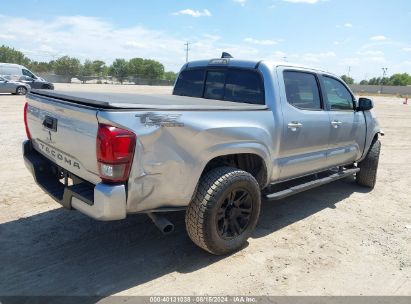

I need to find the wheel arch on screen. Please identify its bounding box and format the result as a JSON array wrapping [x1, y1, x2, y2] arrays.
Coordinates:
[[15, 86, 27, 94], [200, 152, 269, 189]]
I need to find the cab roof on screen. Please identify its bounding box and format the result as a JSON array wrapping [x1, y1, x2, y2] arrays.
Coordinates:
[[0, 63, 25, 68], [183, 58, 334, 77]]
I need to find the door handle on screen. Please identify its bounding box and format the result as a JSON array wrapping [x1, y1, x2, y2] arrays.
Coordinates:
[[331, 120, 342, 128], [288, 122, 303, 131]]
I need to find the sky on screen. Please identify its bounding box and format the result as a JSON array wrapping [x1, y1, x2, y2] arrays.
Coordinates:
[[1, 0, 411, 81]]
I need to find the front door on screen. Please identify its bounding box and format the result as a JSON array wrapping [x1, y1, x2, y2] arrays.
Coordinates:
[[277, 69, 331, 180], [319, 75, 366, 166]]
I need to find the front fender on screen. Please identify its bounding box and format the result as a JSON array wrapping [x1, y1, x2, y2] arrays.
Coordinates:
[[358, 110, 382, 162]]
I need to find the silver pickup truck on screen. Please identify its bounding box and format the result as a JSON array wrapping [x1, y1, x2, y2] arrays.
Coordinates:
[[23, 56, 383, 255]]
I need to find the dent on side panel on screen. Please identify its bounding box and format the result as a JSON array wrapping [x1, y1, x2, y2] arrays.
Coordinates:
[[98, 110, 276, 213], [258, 63, 284, 181]]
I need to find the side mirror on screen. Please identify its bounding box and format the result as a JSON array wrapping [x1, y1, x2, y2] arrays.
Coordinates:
[[357, 97, 374, 111]]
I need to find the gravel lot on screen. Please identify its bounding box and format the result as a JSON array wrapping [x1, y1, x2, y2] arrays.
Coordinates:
[[0, 84, 410, 297]]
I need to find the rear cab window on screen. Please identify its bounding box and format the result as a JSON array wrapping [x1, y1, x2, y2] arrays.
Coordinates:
[[173, 69, 205, 98], [225, 69, 264, 104], [173, 67, 265, 105], [204, 70, 226, 99]]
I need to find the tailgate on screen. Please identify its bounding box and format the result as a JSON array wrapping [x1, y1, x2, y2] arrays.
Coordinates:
[[26, 93, 101, 184]]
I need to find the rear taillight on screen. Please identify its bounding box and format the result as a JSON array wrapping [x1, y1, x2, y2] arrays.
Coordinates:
[[24, 102, 31, 140], [96, 124, 136, 183]]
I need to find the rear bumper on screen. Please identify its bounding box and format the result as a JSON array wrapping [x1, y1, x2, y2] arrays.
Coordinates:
[[23, 140, 126, 221]]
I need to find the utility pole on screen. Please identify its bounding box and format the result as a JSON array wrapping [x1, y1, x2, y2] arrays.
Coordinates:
[[380, 67, 388, 93], [347, 66, 351, 78], [184, 42, 191, 63]]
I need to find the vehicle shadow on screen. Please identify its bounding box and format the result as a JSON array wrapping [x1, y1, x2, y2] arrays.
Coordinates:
[[255, 176, 371, 238], [0, 177, 369, 297]]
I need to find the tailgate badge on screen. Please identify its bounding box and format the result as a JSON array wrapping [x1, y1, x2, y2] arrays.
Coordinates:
[[136, 113, 184, 127]]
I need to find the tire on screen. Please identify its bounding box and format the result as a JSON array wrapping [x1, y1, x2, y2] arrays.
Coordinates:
[[185, 167, 261, 255], [356, 139, 381, 188], [16, 86, 27, 95]]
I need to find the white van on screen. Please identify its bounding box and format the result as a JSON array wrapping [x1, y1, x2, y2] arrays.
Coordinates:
[[0, 63, 39, 81]]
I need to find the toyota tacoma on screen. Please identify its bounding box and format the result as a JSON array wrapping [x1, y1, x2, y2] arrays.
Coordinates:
[[23, 55, 383, 254]]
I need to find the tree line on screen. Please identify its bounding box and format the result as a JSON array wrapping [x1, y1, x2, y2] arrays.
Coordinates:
[[0, 45, 177, 83], [2, 44, 411, 86], [341, 73, 411, 86]]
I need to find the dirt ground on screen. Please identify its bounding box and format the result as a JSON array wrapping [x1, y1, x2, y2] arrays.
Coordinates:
[[0, 84, 410, 297]]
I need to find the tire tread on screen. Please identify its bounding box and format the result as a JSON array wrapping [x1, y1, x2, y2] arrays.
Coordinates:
[[356, 139, 381, 188], [185, 167, 260, 254]]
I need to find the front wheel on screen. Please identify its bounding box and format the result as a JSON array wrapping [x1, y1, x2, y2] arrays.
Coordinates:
[[356, 139, 381, 188], [16, 86, 28, 95], [185, 167, 261, 255]]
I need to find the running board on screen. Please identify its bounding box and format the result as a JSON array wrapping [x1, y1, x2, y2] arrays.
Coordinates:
[[264, 168, 360, 200]]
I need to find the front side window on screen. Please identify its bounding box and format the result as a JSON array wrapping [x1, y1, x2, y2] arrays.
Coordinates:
[[22, 69, 36, 78], [322, 76, 354, 110], [173, 69, 205, 97], [283, 71, 322, 110]]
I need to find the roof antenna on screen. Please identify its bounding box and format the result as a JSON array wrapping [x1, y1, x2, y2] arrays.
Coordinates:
[[221, 52, 233, 59]]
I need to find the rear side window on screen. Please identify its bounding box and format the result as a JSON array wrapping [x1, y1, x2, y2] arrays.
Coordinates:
[[225, 69, 264, 104], [173, 68, 265, 104], [173, 69, 205, 97], [283, 71, 322, 110], [322, 76, 354, 111]]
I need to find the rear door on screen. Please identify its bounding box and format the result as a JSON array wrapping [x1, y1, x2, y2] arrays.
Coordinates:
[[277, 69, 331, 180], [319, 75, 366, 166]]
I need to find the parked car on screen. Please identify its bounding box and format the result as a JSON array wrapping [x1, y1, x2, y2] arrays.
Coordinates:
[[17, 75, 54, 90], [0, 76, 30, 95], [23, 55, 383, 255], [0, 63, 53, 89]]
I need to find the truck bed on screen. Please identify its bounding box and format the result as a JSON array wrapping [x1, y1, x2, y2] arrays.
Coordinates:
[[29, 89, 268, 110]]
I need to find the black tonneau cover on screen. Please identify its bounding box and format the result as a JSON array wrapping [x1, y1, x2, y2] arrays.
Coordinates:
[[29, 89, 268, 110]]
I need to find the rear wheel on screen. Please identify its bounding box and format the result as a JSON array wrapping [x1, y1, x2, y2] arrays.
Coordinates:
[[16, 86, 27, 95], [185, 167, 261, 255], [356, 139, 381, 188]]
